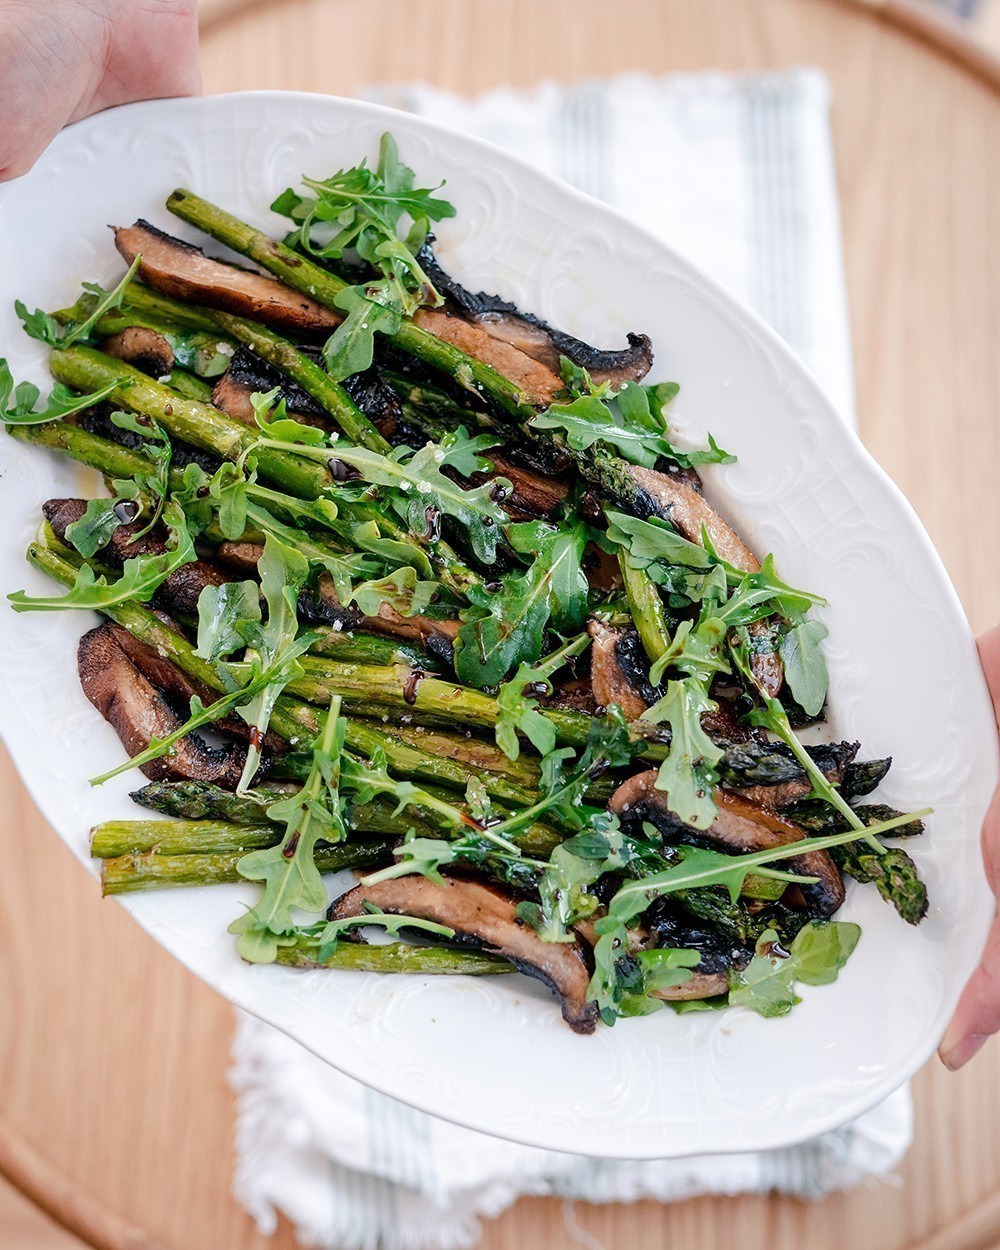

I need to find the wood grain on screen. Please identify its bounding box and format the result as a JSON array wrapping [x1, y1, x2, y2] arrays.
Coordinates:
[[3, 2, 1000, 1248]]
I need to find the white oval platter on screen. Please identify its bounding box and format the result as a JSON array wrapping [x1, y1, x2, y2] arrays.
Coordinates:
[[0, 91, 994, 1158]]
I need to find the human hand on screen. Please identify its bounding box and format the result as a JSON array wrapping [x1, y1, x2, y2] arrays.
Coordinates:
[[0, 0, 201, 181], [939, 623, 1000, 1069]]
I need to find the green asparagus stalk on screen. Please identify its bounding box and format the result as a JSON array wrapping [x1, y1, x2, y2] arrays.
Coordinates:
[[93, 819, 278, 856], [274, 939, 513, 975], [166, 188, 535, 421], [58, 285, 228, 335], [48, 344, 333, 499], [205, 308, 389, 453], [164, 369, 214, 403], [308, 626, 443, 673], [289, 656, 594, 748], [618, 552, 673, 678], [101, 838, 393, 893], [118, 782, 561, 857], [130, 779, 290, 824]]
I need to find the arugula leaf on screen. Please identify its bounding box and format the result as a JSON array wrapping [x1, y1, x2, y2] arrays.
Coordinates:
[[518, 811, 630, 943], [779, 619, 830, 717], [231, 696, 348, 963], [313, 906, 457, 963], [558, 356, 613, 400], [62, 255, 143, 348], [330, 428, 508, 564], [346, 566, 438, 618], [494, 632, 590, 761], [615, 948, 702, 1018], [533, 395, 669, 468], [9, 501, 195, 612], [642, 677, 725, 829], [15, 301, 66, 346], [534, 386, 732, 471], [273, 133, 456, 380], [605, 509, 718, 574], [0, 357, 122, 426], [105, 410, 174, 538], [454, 518, 591, 689], [248, 386, 328, 446], [488, 708, 635, 841], [194, 580, 262, 662], [232, 533, 317, 792], [63, 485, 141, 558], [324, 282, 403, 380], [728, 922, 860, 1017], [643, 380, 680, 414], [647, 616, 729, 687]]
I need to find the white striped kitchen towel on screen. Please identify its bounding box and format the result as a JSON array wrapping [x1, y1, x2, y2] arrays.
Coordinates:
[[231, 69, 910, 1250]]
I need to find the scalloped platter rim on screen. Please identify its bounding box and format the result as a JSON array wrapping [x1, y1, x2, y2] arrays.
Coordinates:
[[0, 91, 994, 1158]]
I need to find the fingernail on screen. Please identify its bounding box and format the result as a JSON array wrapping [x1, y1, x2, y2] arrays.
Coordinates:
[[940, 1032, 990, 1070]]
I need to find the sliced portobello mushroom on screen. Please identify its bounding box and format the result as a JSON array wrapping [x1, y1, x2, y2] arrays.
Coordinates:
[[42, 497, 229, 619], [644, 898, 752, 1000], [588, 620, 658, 721], [470, 450, 570, 520], [609, 770, 845, 916], [618, 463, 785, 697], [102, 326, 175, 377], [302, 571, 459, 668], [78, 622, 248, 786], [211, 345, 328, 427], [411, 307, 565, 407], [331, 875, 598, 1033], [113, 220, 340, 333], [417, 244, 654, 388]]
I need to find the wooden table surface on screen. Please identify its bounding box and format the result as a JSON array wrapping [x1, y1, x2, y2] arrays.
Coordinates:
[[4, 1, 1000, 1248]]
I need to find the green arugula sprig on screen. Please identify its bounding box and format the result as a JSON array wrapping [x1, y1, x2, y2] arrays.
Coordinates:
[[494, 632, 591, 761], [729, 631, 890, 855], [64, 411, 174, 555], [0, 357, 122, 426], [15, 254, 142, 349], [325, 428, 507, 564], [534, 375, 733, 472], [728, 923, 861, 1017], [9, 501, 194, 613], [312, 905, 457, 964], [272, 133, 457, 379], [231, 696, 348, 963], [455, 518, 593, 689], [230, 534, 319, 792]]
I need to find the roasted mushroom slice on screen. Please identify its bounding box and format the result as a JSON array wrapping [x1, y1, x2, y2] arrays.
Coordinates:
[[102, 326, 175, 377], [417, 244, 654, 388], [626, 465, 758, 572], [470, 451, 569, 520], [644, 899, 751, 1000], [42, 498, 231, 619], [79, 622, 247, 786], [302, 572, 459, 669], [588, 620, 657, 721], [114, 220, 340, 333], [411, 308, 565, 407], [331, 876, 598, 1033], [609, 770, 845, 917], [211, 345, 329, 426], [616, 463, 785, 697]]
